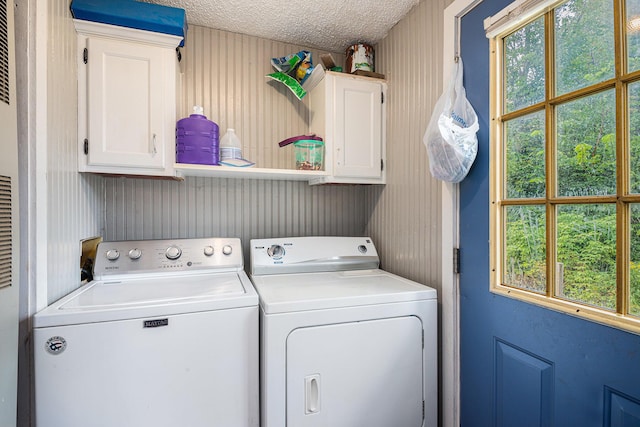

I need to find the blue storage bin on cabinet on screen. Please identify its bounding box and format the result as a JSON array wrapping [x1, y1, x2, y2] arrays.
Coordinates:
[[70, 0, 187, 45]]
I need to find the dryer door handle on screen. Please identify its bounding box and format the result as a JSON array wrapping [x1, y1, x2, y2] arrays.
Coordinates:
[[305, 374, 321, 414]]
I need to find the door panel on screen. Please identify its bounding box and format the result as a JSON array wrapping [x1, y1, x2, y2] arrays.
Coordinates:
[[605, 387, 640, 426], [494, 340, 553, 427], [333, 77, 382, 178], [458, 1, 640, 425], [87, 37, 165, 168]]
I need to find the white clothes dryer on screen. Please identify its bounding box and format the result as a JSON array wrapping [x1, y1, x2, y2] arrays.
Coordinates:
[[34, 238, 259, 427], [249, 236, 437, 427]]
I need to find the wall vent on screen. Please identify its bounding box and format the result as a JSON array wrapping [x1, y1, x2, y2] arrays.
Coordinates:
[[0, 175, 11, 288], [0, 0, 9, 105]]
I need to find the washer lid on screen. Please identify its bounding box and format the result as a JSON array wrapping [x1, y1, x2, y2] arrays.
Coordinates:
[[250, 269, 437, 314], [34, 271, 258, 328]]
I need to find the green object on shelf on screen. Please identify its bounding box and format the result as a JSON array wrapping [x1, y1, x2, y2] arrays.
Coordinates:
[[267, 72, 307, 100], [294, 140, 324, 171]]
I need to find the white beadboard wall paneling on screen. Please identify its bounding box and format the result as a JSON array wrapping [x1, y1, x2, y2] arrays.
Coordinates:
[[365, 0, 444, 292], [104, 25, 364, 259], [45, 0, 104, 304], [180, 25, 344, 170], [104, 177, 367, 267]]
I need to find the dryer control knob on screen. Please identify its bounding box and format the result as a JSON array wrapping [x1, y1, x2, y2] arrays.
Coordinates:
[[128, 248, 142, 260], [165, 245, 182, 260], [204, 246, 214, 256], [267, 244, 285, 260], [105, 249, 120, 261], [222, 245, 233, 256]]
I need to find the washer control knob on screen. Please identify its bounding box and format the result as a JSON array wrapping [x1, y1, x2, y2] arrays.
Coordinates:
[[222, 245, 233, 256], [128, 248, 142, 260], [105, 249, 120, 261], [267, 244, 285, 260], [204, 245, 215, 256], [165, 245, 182, 260], [358, 245, 368, 254]]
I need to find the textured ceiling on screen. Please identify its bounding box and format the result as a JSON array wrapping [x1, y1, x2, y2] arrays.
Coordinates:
[[144, 0, 419, 52]]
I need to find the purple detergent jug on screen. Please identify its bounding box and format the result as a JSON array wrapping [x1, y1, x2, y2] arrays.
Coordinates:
[[176, 106, 219, 165]]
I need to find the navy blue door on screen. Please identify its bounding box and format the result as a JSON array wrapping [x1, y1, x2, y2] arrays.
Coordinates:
[[459, 1, 640, 425]]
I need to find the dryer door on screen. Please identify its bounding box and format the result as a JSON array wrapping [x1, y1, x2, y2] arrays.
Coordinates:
[[286, 316, 424, 426]]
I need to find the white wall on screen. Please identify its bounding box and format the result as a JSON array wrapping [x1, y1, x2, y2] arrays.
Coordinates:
[[366, 0, 451, 422], [18, 1, 449, 425], [104, 25, 367, 251], [31, 4, 447, 303], [40, 1, 105, 306], [17, 1, 106, 425], [103, 12, 450, 418], [105, 176, 368, 264], [367, 1, 447, 296]]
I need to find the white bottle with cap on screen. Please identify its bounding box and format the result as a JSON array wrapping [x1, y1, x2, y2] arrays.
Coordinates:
[[220, 128, 242, 161]]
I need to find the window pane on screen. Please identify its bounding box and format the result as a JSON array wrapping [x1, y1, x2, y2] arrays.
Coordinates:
[[504, 205, 546, 293], [556, 204, 616, 310], [630, 204, 640, 317], [555, 0, 614, 96], [627, 0, 640, 72], [505, 111, 546, 198], [504, 17, 545, 113], [556, 90, 616, 197], [629, 81, 640, 193]]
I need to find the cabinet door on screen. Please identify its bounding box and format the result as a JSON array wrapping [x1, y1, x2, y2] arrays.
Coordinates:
[[86, 37, 166, 170], [286, 316, 424, 427], [333, 77, 383, 179]]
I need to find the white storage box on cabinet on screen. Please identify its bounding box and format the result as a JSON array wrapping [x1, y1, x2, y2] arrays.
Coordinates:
[[74, 20, 181, 177], [308, 71, 387, 185]]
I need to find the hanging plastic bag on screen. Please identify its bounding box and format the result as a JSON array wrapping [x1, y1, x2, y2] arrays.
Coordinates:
[[423, 58, 479, 183]]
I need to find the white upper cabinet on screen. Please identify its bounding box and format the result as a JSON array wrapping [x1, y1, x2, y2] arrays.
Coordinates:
[[309, 71, 387, 185], [74, 20, 182, 177]]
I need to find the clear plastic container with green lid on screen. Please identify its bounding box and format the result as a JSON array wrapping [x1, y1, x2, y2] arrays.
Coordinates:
[[294, 140, 324, 171]]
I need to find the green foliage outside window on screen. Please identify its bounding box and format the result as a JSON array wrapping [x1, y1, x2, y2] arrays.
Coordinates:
[[494, 0, 640, 324]]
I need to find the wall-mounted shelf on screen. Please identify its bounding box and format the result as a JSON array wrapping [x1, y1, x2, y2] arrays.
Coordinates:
[[174, 163, 328, 181]]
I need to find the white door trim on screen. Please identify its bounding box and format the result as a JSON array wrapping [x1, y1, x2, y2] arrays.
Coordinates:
[[441, 0, 483, 425], [34, 0, 49, 311]]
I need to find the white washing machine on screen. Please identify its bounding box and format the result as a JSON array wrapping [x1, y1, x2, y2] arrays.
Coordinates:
[[249, 236, 437, 427], [33, 238, 259, 427]]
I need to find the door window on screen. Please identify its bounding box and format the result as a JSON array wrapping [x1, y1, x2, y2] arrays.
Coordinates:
[[489, 0, 640, 332]]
